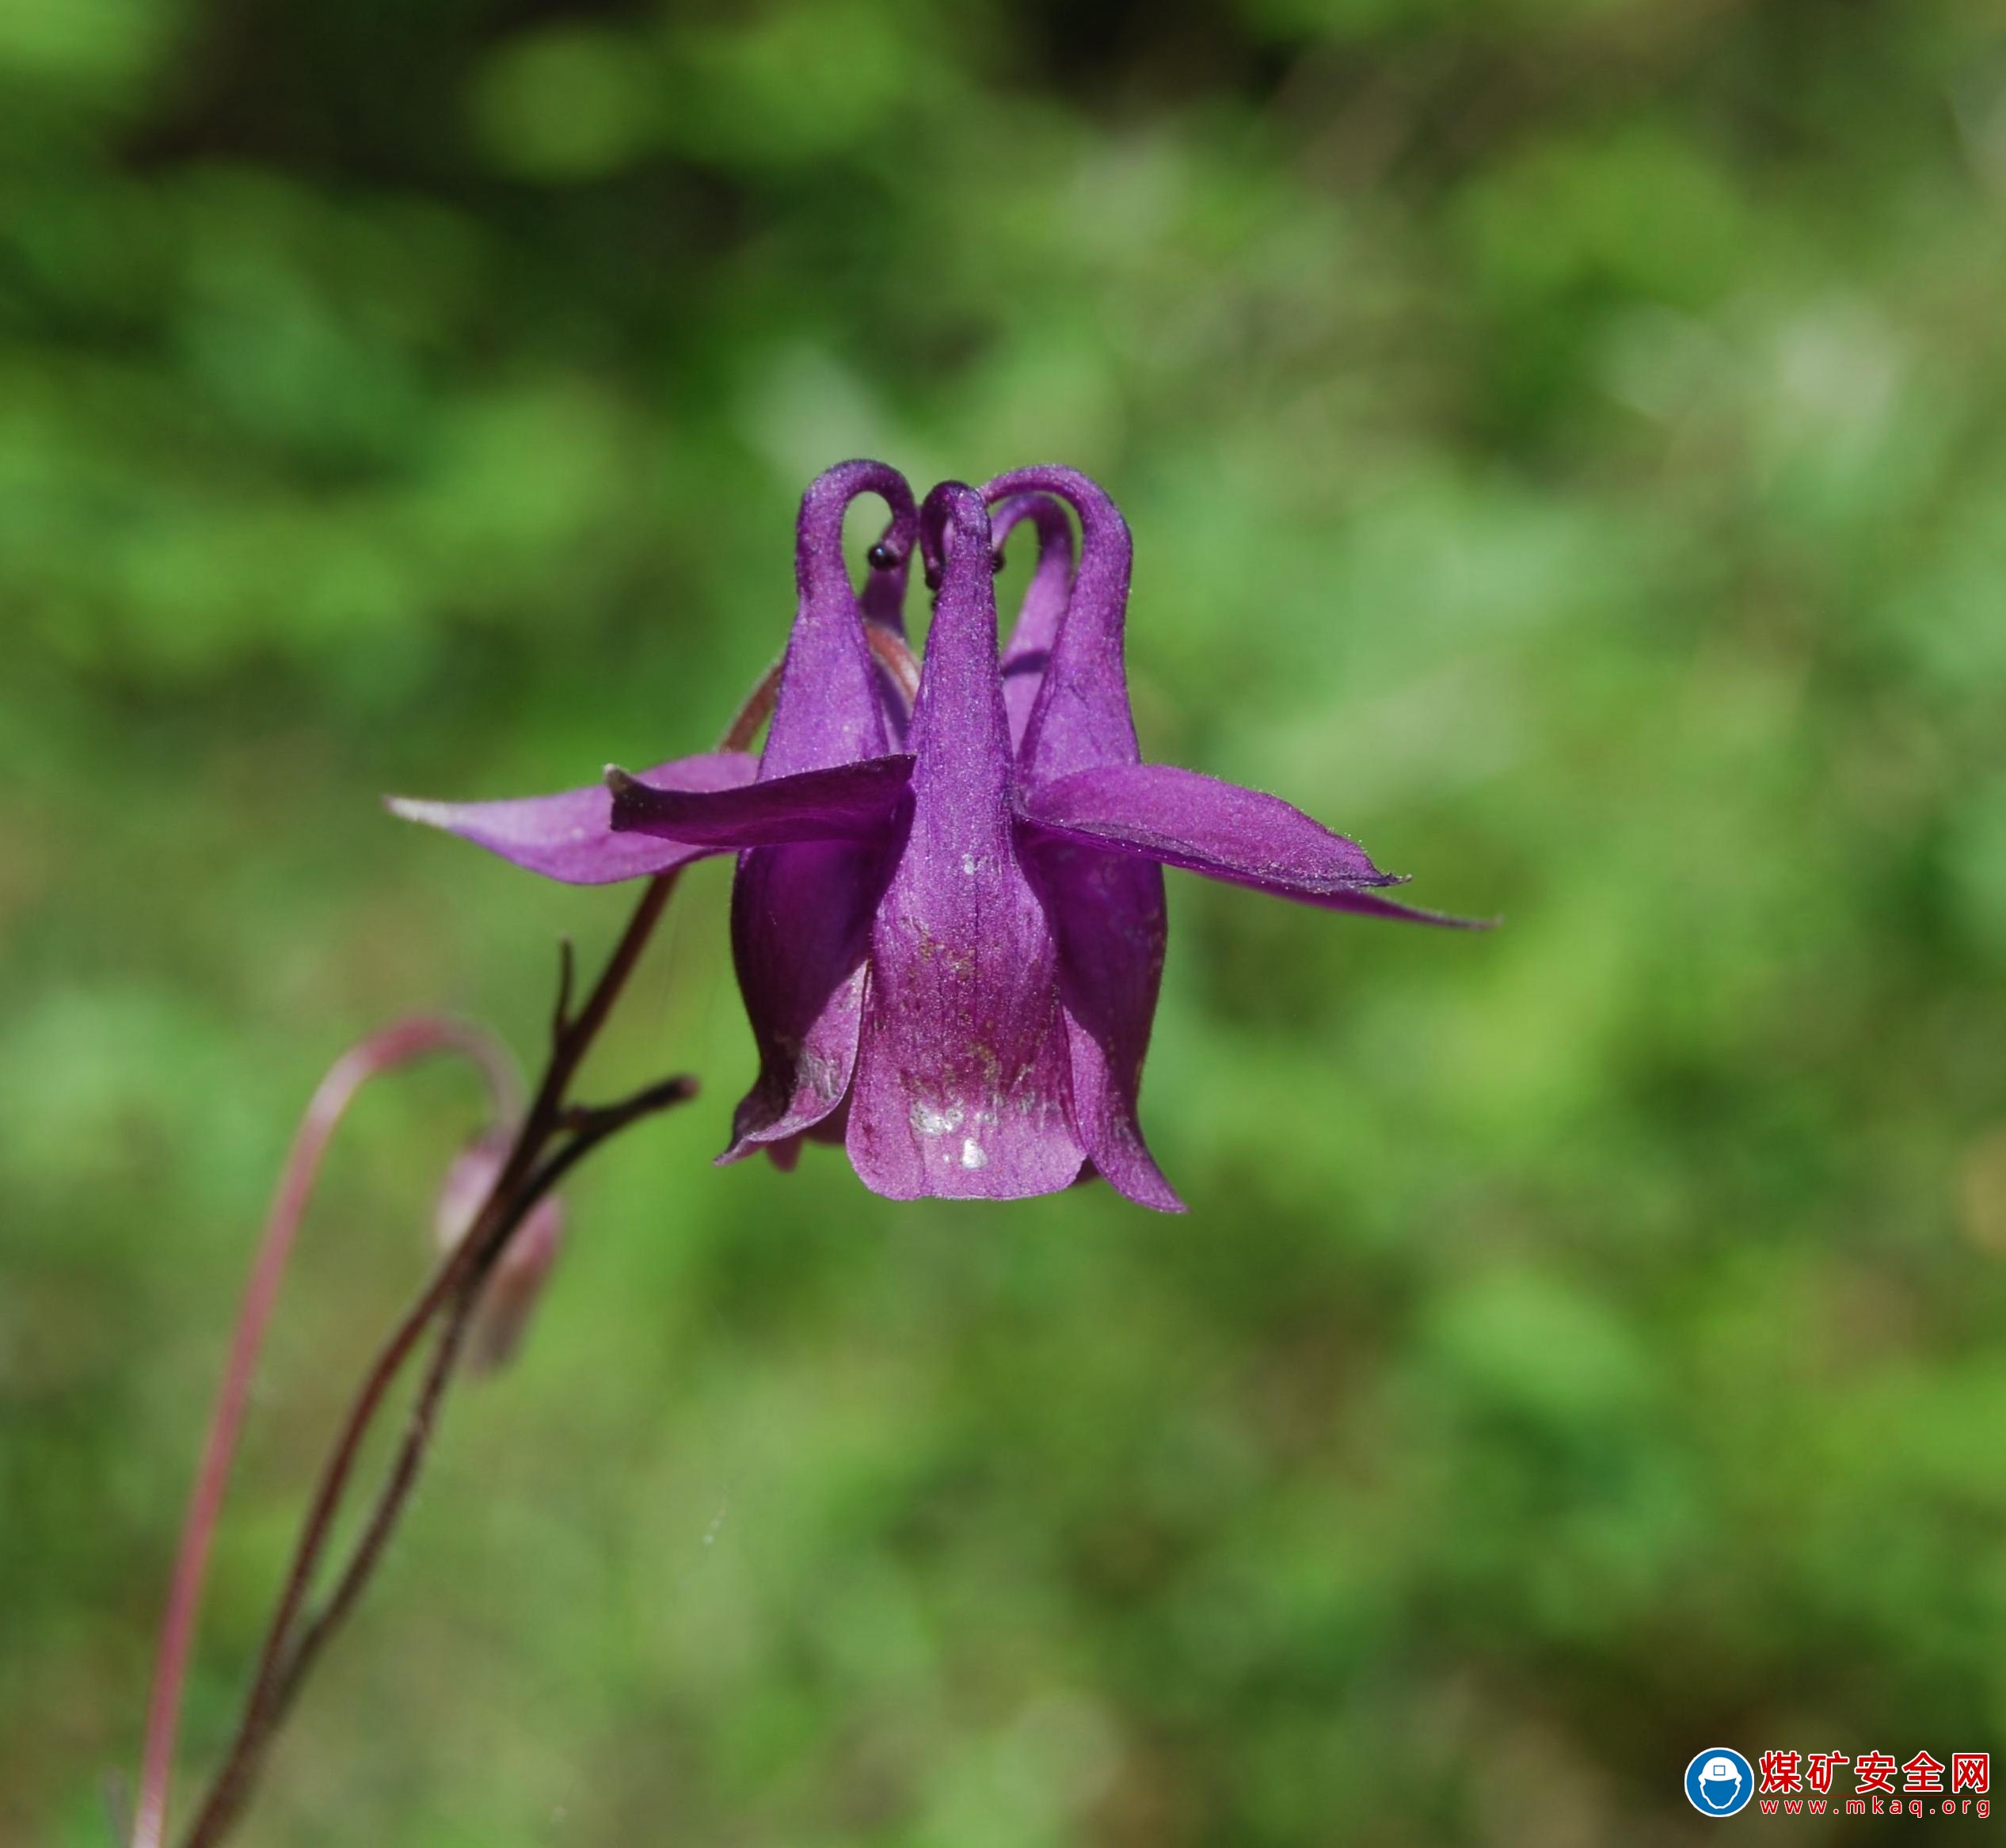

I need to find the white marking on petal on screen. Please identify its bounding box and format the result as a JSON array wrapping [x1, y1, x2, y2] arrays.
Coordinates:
[[960, 1137, 988, 1170]]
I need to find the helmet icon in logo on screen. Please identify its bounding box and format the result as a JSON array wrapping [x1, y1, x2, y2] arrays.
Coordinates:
[[1684, 1747, 1754, 1816]]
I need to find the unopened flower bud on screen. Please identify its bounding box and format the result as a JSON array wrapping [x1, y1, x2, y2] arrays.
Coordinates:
[[433, 1130, 564, 1374]]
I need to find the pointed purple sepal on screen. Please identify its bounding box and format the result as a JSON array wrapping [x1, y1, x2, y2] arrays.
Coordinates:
[[1304, 887, 1498, 928], [387, 752, 759, 886], [608, 753, 913, 848], [1019, 761, 1403, 899]]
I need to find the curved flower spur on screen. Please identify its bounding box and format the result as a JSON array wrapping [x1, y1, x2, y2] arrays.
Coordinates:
[[395, 460, 1484, 1209]]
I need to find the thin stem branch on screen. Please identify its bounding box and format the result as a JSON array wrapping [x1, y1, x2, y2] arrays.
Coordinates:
[[176, 878, 683, 1848], [266, 1076, 695, 1739], [131, 1019, 516, 1848], [161, 664, 778, 1848], [266, 1297, 474, 1725]]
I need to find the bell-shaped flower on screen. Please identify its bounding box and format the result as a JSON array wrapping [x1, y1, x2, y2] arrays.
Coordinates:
[[398, 462, 1480, 1210], [608, 477, 1481, 1206]]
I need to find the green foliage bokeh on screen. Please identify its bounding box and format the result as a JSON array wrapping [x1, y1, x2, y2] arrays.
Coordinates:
[[5, 1, 2006, 1842]]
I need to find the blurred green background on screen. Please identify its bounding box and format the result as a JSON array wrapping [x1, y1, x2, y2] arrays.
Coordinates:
[[6, 0, 2006, 1842]]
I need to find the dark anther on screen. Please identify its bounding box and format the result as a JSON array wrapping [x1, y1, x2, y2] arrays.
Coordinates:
[[923, 563, 942, 592], [867, 542, 900, 571], [991, 549, 1007, 573]]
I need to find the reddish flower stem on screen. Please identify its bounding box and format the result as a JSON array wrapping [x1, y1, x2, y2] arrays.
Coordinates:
[[173, 877, 684, 1848], [265, 1074, 695, 1736], [131, 1018, 519, 1848], [154, 668, 775, 1848]]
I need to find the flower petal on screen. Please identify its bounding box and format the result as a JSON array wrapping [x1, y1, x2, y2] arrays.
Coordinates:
[[725, 461, 919, 1156], [984, 467, 1173, 1208], [846, 483, 1086, 1200], [721, 837, 899, 1160], [992, 491, 1073, 751], [387, 752, 758, 886], [1019, 761, 1403, 898], [608, 753, 912, 847], [1023, 836, 1184, 1212]]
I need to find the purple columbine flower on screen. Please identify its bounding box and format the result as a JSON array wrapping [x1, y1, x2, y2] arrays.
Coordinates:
[[395, 461, 1480, 1210]]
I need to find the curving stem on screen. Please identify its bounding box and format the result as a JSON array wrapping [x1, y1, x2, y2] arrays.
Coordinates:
[[154, 660, 783, 1848], [131, 1017, 520, 1848]]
